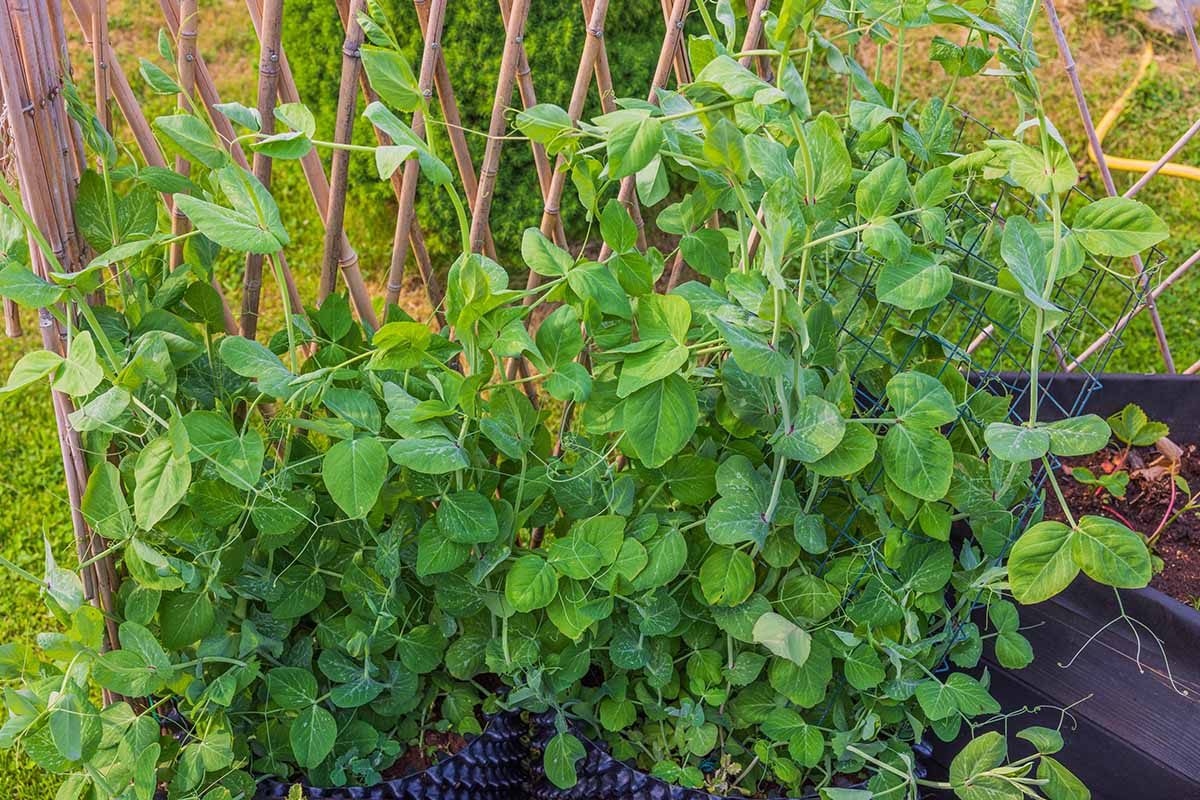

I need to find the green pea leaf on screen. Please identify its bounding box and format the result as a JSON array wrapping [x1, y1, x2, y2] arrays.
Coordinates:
[[752, 612, 811, 666], [855, 156, 908, 219], [0, 263, 64, 307], [514, 103, 575, 154], [173, 193, 279, 254], [290, 705, 337, 769], [1042, 415, 1111, 457], [154, 114, 229, 169], [437, 491, 499, 544], [1071, 515, 1151, 589], [600, 199, 638, 254], [184, 411, 265, 490], [266, 667, 318, 710], [322, 438, 387, 519], [359, 45, 420, 112], [887, 371, 957, 427], [548, 515, 624, 580], [772, 395, 845, 463], [416, 522, 471, 576], [544, 732, 585, 789], [139, 58, 181, 94], [797, 112, 851, 207], [160, 591, 214, 649], [1008, 520, 1079, 604], [1015, 726, 1064, 755], [505, 555, 559, 612], [809, 423, 877, 477], [389, 437, 469, 474], [623, 375, 698, 468], [607, 112, 663, 180], [680, 229, 730, 279], [0, 349, 63, 396], [1072, 196, 1168, 257], [82, 462, 134, 541], [843, 644, 886, 690], [133, 426, 191, 530], [396, 625, 447, 674], [1000, 216, 1059, 313], [699, 548, 755, 607], [949, 731, 1008, 794], [93, 650, 158, 696], [881, 424, 952, 501], [984, 422, 1051, 462], [522, 227, 573, 277], [1037, 756, 1089, 800], [995, 630, 1034, 668], [877, 248, 952, 310], [703, 118, 749, 181]]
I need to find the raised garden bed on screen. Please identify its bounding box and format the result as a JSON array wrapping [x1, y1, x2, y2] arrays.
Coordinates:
[[931, 373, 1200, 799]]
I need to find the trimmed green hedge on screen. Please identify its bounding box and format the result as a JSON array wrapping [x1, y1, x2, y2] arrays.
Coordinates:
[[283, 0, 668, 268]]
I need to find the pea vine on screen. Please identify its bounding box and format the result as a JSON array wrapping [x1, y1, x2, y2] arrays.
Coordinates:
[[0, 1, 1170, 799]]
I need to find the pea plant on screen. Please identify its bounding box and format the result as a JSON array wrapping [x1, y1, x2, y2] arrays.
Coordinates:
[[0, 0, 1171, 799]]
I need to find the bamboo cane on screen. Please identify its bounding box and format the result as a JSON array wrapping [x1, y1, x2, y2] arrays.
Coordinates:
[[733, 6, 775, 272], [468, 0, 531, 254], [385, 0, 471, 310], [743, 0, 773, 79], [32, 0, 85, 226], [412, 0, 499, 261], [319, 0, 365, 303], [1, 102, 20, 336], [739, 0, 770, 70], [528, 0, 610, 278], [584, 0, 648, 254], [169, 0, 197, 270], [11, 0, 76, 273], [599, 0, 688, 261], [0, 1, 121, 690], [1068, 246, 1200, 372], [504, 0, 611, 383], [660, 0, 692, 83], [63, 0, 253, 334], [237, 0, 375, 328], [47, 0, 88, 207], [67, 0, 166, 172], [240, 0, 283, 339], [151, 0, 303, 331], [329, 0, 446, 324], [499, 0, 567, 248], [91, 0, 109, 130]]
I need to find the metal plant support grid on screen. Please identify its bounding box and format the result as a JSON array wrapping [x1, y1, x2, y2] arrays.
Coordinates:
[[800, 110, 1147, 723]]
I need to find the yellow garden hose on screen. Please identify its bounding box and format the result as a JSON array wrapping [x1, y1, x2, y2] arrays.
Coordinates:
[[1089, 42, 1200, 183]]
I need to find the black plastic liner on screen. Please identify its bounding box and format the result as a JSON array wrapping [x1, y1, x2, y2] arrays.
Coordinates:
[[254, 711, 530, 800], [529, 714, 930, 800]]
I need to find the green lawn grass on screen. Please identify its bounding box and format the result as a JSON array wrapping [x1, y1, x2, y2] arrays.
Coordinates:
[[2, 3, 1198, 795]]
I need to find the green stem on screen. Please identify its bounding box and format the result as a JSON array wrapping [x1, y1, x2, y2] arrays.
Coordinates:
[[950, 271, 1022, 300], [1042, 457, 1077, 528], [890, 23, 906, 154], [310, 139, 378, 154], [0, 554, 43, 585], [0, 177, 64, 272], [693, 0, 720, 40], [72, 290, 122, 376], [730, 182, 769, 241]]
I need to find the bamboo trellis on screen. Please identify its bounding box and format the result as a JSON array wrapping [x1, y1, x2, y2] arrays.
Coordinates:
[[2, 0, 1200, 698]]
